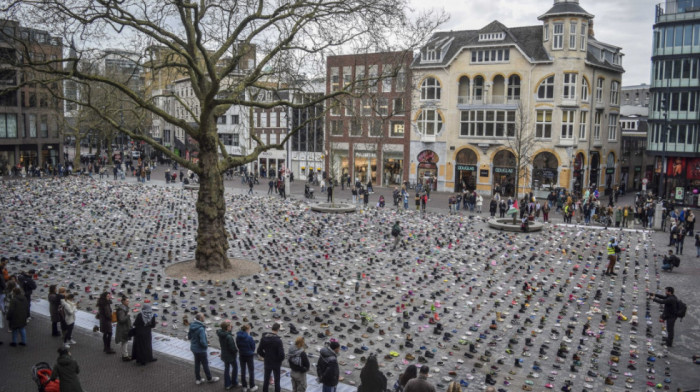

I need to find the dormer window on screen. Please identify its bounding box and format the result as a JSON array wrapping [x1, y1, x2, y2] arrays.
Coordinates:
[[479, 32, 505, 42], [425, 48, 438, 62], [420, 36, 454, 63], [613, 53, 621, 66]]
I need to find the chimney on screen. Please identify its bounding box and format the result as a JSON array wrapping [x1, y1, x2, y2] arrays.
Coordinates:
[[588, 20, 595, 38]]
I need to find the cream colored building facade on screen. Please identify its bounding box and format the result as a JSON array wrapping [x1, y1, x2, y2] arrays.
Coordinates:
[[409, 0, 624, 198]]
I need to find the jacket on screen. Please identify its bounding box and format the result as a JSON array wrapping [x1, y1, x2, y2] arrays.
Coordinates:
[[236, 330, 256, 357], [114, 303, 132, 344], [217, 329, 238, 363], [287, 346, 310, 373], [17, 273, 37, 296], [97, 299, 112, 333], [404, 375, 436, 392], [188, 320, 208, 353], [6, 294, 29, 330], [61, 299, 77, 326], [653, 294, 678, 320], [317, 347, 339, 386], [48, 293, 63, 323], [50, 354, 84, 392], [257, 332, 285, 366]]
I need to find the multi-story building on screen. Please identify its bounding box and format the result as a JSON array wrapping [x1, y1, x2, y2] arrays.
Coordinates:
[[252, 88, 291, 177], [410, 0, 624, 198], [0, 20, 63, 172], [622, 84, 651, 107], [619, 104, 651, 192], [325, 51, 412, 187], [648, 0, 700, 206], [289, 79, 325, 181]]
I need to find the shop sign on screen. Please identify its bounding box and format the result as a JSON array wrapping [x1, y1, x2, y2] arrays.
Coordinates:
[[417, 150, 439, 163], [538, 168, 557, 178], [605, 168, 615, 174], [456, 164, 477, 172], [494, 167, 515, 174], [480, 169, 489, 177], [634, 166, 641, 172], [675, 187, 684, 200]]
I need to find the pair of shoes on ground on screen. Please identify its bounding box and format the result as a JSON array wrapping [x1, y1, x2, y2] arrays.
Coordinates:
[[195, 377, 220, 385]]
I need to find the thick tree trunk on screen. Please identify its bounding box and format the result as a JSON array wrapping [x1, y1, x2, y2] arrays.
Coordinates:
[[73, 142, 82, 169], [194, 143, 231, 272]]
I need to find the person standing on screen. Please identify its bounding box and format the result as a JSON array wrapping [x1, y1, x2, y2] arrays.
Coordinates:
[[7, 287, 28, 346], [358, 354, 387, 392], [248, 177, 254, 195], [48, 285, 63, 337], [268, 179, 274, 195], [391, 221, 402, 251], [236, 324, 257, 392], [288, 337, 310, 392], [217, 321, 239, 391], [687, 211, 696, 236], [652, 287, 679, 348], [404, 365, 436, 392], [476, 194, 483, 214], [257, 323, 285, 392], [115, 295, 132, 361], [317, 341, 340, 392], [605, 237, 618, 276], [327, 181, 333, 202], [50, 347, 84, 392], [188, 313, 220, 384], [676, 226, 686, 255], [61, 294, 77, 348], [695, 233, 700, 258], [96, 292, 116, 354], [17, 270, 36, 315], [132, 304, 157, 365]]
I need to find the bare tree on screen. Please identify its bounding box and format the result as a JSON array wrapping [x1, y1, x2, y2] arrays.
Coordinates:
[[505, 102, 537, 202], [1, 1, 444, 272]]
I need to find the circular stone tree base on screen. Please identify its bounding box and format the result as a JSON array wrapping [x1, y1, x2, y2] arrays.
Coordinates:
[[310, 202, 357, 213], [488, 218, 544, 232], [165, 259, 262, 281]]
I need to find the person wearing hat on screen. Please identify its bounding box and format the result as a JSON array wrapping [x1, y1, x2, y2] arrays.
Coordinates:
[[131, 303, 157, 365], [317, 341, 340, 392], [50, 347, 84, 392]]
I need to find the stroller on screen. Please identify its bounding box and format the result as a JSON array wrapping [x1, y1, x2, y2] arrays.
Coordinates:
[[32, 362, 60, 392], [304, 184, 314, 199]]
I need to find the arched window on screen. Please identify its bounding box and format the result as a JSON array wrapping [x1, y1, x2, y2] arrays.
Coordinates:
[[420, 77, 441, 101], [416, 109, 443, 135], [507, 75, 521, 100], [537, 76, 555, 100], [581, 77, 589, 102]]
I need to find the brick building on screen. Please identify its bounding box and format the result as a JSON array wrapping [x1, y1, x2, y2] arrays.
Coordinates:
[[325, 51, 412, 187]]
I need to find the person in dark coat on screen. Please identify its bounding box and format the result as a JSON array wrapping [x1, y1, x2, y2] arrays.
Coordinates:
[[48, 285, 64, 337], [17, 270, 37, 314], [115, 295, 132, 361], [7, 287, 28, 346], [404, 366, 436, 392], [288, 336, 310, 392], [217, 320, 239, 390], [652, 286, 679, 347], [236, 324, 257, 391], [257, 323, 285, 392], [50, 347, 84, 392], [489, 199, 497, 217], [132, 304, 157, 365], [96, 292, 116, 354], [317, 341, 340, 392], [358, 354, 387, 392]]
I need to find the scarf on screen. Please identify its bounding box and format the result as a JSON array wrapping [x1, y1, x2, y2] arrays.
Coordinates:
[[140, 304, 154, 324]]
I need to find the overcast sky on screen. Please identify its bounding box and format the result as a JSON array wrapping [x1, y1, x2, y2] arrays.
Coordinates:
[[410, 0, 656, 86]]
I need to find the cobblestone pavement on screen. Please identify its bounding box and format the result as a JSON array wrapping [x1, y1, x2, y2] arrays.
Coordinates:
[[1, 169, 699, 392]]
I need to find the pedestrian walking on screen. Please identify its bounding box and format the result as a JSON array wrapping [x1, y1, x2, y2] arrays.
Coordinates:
[[288, 337, 310, 392], [217, 320, 239, 390], [236, 324, 257, 391], [96, 292, 116, 354], [188, 313, 220, 384], [257, 323, 285, 392]]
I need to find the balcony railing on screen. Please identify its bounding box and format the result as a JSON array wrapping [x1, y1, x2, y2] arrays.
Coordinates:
[[457, 95, 520, 105], [656, 0, 700, 22], [421, 133, 437, 143]]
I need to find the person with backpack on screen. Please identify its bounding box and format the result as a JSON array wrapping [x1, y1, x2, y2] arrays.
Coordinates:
[[257, 323, 285, 392], [96, 292, 116, 354], [651, 287, 682, 348], [391, 221, 402, 251], [605, 237, 619, 276], [662, 250, 681, 272], [317, 341, 340, 392], [217, 320, 239, 391], [288, 336, 310, 392]]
